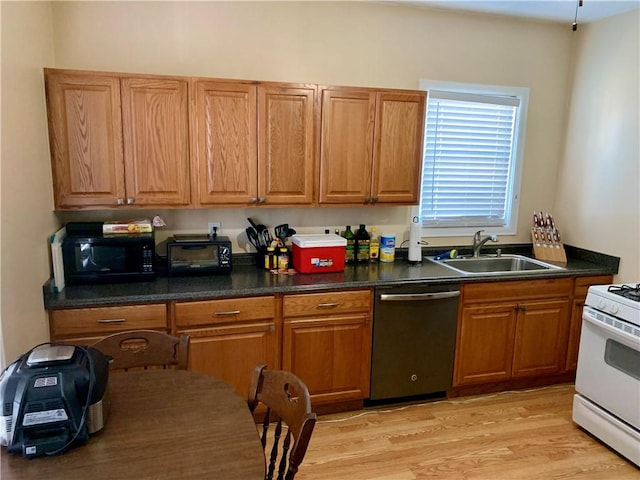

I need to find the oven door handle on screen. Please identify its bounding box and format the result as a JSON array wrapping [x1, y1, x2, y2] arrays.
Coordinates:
[[582, 307, 640, 349]]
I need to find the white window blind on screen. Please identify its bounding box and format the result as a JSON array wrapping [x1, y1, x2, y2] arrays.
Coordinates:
[[421, 90, 520, 228]]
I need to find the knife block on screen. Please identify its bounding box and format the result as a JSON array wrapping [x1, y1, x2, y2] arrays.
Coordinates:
[[531, 228, 567, 265]]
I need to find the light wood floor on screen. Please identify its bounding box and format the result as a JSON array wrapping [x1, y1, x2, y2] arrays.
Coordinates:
[[298, 384, 639, 479]]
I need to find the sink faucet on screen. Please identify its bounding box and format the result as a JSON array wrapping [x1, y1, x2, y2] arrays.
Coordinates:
[[472, 230, 498, 257]]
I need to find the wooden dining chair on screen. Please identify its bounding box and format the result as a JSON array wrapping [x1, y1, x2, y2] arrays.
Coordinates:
[[92, 330, 190, 371], [248, 364, 317, 480]]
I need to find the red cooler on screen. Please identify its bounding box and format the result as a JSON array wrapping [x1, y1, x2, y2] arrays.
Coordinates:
[[291, 234, 347, 273]]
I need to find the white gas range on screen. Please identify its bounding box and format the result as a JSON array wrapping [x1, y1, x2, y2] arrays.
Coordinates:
[[573, 283, 640, 466]]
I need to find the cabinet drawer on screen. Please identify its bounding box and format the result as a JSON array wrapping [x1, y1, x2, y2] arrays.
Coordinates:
[[574, 275, 613, 298], [463, 278, 572, 304], [50, 304, 167, 339], [173, 296, 276, 328], [283, 289, 372, 318]]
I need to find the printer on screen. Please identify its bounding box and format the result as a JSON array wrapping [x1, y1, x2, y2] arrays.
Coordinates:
[[0, 344, 110, 457]]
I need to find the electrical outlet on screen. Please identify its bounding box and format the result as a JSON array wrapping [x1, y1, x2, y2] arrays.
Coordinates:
[[208, 222, 221, 235]]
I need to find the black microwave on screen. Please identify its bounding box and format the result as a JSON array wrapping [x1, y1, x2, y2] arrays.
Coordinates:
[[62, 227, 155, 284]]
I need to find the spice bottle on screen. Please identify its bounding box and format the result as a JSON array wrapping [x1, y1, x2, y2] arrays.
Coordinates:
[[277, 247, 289, 272], [264, 246, 276, 270]]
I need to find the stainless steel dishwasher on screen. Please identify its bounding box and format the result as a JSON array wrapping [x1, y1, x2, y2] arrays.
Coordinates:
[[369, 283, 460, 402]]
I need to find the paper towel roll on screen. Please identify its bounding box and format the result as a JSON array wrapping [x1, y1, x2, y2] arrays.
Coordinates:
[[408, 221, 422, 262]]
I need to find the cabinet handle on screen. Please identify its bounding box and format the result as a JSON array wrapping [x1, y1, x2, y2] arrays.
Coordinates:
[[269, 325, 275, 332], [250, 198, 258, 204], [126, 198, 135, 205], [317, 302, 339, 309], [364, 196, 372, 203], [116, 198, 125, 205], [515, 305, 527, 312], [97, 318, 126, 324], [258, 197, 266, 204], [213, 310, 241, 316], [372, 196, 379, 203]]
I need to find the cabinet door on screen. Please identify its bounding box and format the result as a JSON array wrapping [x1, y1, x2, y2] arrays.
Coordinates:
[[182, 322, 279, 399], [258, 84, 316, 205], [121, 77, 190, 206], [372, 91, 426, 204], [283, 314, 372, 404], [319, 88, 376, 204], [45, 70, 125, 208], [512, 299, 571, 378], [191, 80, 257, 205], [453, 304, 517, 386]]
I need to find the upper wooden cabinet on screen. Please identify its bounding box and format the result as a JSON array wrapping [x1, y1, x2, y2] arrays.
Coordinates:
[[121, 77, 190, 206], [45, 70, 125, 208], [191, 80, 316, 206], [45, 69, 190, 209], [319, 87, 426, 205]]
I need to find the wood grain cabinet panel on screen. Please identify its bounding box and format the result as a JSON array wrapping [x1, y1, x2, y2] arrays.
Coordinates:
[[50, 304, 168, 341], [512, 299, 571, 377], [319, 87, 425, 205], [282, 289, 373, 405], [258, 84, 316, 205], [454, 304, 517, 385], [319, 88, 376, 204], [45, 70, 125, 208], [191, 80, 316, 206], [454, 279, 573, 388], [45, 69, 190, 209], [191, 80, 257, 205], [172, 296, 279, 398], [372, 92, 426, 203], [121, 77, 190, 206]]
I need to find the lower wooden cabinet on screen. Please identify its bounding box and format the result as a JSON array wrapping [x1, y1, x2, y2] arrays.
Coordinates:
[[282, 290, 373, 405], [172, 296, 279, 398], [453, 279, 572, 387]]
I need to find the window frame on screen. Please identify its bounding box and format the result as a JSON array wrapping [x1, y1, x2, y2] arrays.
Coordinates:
[[413, 80, 530, 238]]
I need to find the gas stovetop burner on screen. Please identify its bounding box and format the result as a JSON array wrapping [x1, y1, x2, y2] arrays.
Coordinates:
[[608, 283, 640, 302]]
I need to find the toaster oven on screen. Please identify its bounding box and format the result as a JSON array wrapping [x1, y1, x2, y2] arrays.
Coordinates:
[[167, 234, 232, 275]]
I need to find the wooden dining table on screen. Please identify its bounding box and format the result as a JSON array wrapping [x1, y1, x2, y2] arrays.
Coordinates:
[[1, 369, 266, 479]]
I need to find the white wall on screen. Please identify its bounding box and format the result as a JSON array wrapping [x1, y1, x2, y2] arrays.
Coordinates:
[[50, 1, 573, 250], [555, 11, 640, 282], [1, 1, 58, 365]]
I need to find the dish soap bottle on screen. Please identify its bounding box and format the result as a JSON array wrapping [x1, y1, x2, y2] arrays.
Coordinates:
[[342, 225, 356, 264], [355, 224, 370, 263], [369, 227, 380, 262]]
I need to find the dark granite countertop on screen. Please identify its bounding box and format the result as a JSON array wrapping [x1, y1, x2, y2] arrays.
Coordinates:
[[43, 244, 619, 309]]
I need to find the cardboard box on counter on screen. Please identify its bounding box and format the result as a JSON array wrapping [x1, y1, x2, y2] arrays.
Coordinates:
[[103, 219, 153, 234]]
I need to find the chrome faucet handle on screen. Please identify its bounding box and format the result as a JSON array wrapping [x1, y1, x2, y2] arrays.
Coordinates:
[[473, 229, 485, 243]]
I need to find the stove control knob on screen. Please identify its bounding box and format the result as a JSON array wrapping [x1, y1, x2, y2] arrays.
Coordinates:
[[609, 304, 620, 315], [598, 299, 607, 310]]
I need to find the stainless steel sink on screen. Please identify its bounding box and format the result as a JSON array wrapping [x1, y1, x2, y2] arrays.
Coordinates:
[[429, 254, 565, 275]]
